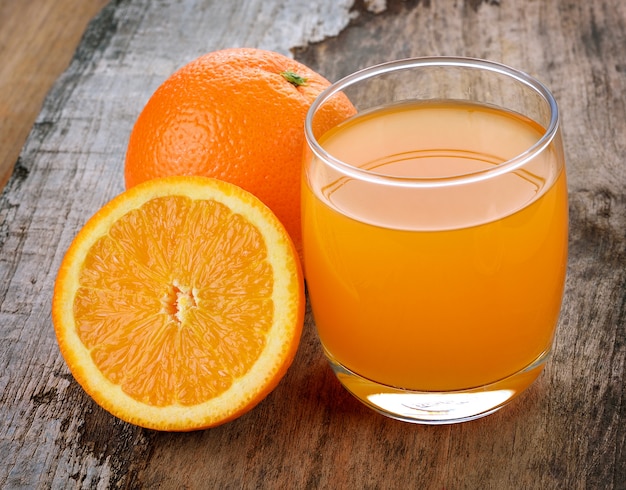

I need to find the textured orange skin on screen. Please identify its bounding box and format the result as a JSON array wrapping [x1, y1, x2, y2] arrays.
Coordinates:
[[124, 48, 355, 260]]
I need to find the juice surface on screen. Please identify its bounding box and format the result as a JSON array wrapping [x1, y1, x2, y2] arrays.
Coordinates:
[[303, 101, 568, 391]]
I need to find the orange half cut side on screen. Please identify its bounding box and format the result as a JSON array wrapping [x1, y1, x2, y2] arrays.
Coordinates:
[[52, 176, 305, 431]]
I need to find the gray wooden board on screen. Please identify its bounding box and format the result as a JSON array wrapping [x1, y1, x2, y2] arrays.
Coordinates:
[[0, 0, 624, 487]]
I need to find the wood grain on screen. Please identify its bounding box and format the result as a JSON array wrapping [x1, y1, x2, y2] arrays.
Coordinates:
[[0, 0, 624, 488], [0, 0, 109, 189]]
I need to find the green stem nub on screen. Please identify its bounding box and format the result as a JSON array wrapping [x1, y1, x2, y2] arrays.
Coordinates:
[[281, 70, 308, 87]]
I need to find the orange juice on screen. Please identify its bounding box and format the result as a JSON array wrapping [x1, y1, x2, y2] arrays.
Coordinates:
[[302, 101, 568, 391]]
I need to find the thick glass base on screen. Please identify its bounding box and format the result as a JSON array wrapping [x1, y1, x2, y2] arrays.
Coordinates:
[[326, 350, 549, 424]]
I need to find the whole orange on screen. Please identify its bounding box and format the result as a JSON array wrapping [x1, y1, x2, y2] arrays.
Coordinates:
[[124, 48, 355, 258]]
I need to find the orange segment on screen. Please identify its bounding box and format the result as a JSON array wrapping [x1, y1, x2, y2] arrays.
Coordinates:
[[52, 176, 304, 431]]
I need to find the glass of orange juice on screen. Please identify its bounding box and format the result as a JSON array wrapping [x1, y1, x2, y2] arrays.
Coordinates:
[[302, 57, 568, 424]]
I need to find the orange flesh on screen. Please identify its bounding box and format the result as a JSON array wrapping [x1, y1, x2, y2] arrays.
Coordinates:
[[73, 195, 274, 406]]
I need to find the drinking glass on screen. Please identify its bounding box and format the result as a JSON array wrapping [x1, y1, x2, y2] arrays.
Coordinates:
[[302, 57, 568, 424]]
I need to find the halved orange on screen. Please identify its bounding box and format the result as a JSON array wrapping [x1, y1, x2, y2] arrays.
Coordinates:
[[52, 176, 304, 431]]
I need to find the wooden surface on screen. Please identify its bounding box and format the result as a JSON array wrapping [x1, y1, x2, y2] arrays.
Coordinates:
[[0, 0, 109, 189], [1, 0, 625, 488]]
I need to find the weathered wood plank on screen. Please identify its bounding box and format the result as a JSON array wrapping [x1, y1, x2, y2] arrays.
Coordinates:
[[0, 0, 624, 488], [0, 0, 109, 189]]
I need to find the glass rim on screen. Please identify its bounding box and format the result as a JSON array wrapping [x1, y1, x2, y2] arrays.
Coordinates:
[[304, 56, 560, 188]]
